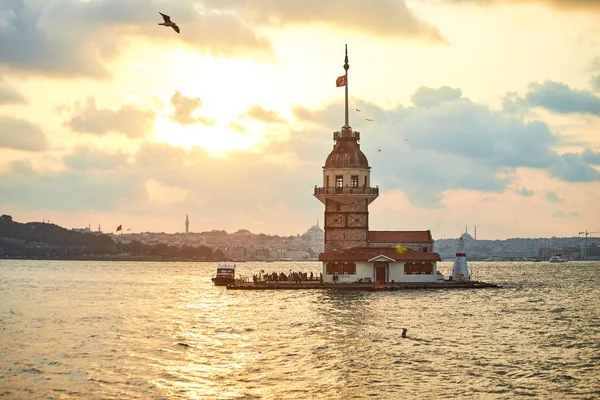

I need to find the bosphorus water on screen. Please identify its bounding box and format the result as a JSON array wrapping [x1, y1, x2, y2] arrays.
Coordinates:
[[1, 260, 599, 399]]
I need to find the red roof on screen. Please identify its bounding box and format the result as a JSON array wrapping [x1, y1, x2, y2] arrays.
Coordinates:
[[368, 230, 432, 243], [319, 247, 441, 262]]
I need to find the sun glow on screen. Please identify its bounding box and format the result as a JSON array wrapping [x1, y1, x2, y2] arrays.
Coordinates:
[[153, 116, 255, 153]]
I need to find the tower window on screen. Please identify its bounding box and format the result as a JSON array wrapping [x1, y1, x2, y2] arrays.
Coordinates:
[[351, 175, 359, 188], [335, 175, 343, 193], [363, 176, 367, 188], [326, 175, 330, 187]]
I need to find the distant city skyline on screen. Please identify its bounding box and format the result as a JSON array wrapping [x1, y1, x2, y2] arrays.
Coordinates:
[[19, 215, 599, 241], [1, 1, 599, 240]]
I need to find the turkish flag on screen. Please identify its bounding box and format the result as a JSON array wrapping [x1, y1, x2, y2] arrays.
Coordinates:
[[116, 225, 122, 231], [336, 75, 346, 87]]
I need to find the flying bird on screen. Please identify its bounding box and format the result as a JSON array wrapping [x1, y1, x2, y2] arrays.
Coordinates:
[[355, 108, 361, 112], [366, 118, 373, 121], [377, 149, 382, 152], [159, 12, 180, 33]]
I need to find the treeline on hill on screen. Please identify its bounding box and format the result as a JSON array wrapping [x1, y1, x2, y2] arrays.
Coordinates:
[[0, 215, 224, 260]]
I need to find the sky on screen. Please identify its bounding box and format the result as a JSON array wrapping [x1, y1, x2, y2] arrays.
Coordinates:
[[1, 0, 599, 240]]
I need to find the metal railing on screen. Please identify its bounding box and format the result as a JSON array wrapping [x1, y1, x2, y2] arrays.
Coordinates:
[[333, 130, 360, 140], [314, 186, 379, 196]]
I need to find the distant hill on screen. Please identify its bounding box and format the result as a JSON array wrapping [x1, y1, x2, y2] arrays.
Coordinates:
[[433, 235, 597, 260], [0, 214, 117, 257], [0, 215, 222, 261]]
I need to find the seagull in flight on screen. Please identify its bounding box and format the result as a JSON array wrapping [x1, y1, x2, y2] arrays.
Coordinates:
[[366, 118, 373, 122], [377, 149, 382, 152], [355, 108, 361, 112], [159, 12, 180, 33]]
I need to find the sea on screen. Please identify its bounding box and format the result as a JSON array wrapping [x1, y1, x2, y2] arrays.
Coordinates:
[[1, 260, 599, 399]]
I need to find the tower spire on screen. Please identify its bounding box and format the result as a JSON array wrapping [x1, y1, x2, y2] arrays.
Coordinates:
[[344, 44, 349, 128]]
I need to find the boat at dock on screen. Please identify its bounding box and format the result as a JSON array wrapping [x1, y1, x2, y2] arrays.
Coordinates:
[[549, 255, 568, 263], [211, 264, 236, 286]]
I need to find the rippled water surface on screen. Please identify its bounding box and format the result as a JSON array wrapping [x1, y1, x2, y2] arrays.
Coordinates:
[[1, 260, 599, 399]]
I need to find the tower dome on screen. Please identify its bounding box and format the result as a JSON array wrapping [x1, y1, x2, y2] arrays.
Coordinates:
[[324, 130, 370, 168]]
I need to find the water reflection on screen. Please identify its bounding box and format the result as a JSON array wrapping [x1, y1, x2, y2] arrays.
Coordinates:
[[1, 260, 599, 399]]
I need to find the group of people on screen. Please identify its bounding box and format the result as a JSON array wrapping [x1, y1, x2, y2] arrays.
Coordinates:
[[252, 270, 323, 284]]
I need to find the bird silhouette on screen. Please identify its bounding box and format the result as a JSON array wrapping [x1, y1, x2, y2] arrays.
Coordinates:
[[377, 149, 381, 152], [159, 12, 180, 33], [366, 118, 373, 121], [401, 328, 408, 338], [355, 108, 361, 112]]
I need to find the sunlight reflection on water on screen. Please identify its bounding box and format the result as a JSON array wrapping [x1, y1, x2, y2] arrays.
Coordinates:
[[1, 260, 599, 399]]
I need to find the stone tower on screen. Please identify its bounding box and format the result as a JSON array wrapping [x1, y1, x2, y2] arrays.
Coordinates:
[[314, 45, 379, 253], [185, 214, 189, 234]]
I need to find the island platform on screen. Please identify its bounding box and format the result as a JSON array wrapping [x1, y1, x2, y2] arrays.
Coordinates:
[[226, 281, 500, 291]]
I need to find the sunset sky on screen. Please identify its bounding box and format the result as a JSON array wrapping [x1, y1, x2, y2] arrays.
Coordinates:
[[1, 0, 599, 239]]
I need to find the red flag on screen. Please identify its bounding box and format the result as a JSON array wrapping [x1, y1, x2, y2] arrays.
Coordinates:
[[336, 75, 346, 87], [116, 225, 122, 232]]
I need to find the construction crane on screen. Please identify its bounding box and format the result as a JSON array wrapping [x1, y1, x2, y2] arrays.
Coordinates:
[[578, 230, 600, 260]]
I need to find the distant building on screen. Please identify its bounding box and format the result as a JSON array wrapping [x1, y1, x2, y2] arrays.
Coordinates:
[[231, 246, 246, 261], [314, 47, 441, 284], [303, 220, 324, 254], [185, 214, 189, 234]]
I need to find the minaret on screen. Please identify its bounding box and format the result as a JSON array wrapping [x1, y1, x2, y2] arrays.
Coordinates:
[[185, 214, 189, 234], [474, 225, 477, 240], [314, 45, 379, 253]]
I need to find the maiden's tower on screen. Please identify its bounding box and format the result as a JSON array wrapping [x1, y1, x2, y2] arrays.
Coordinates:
[[314, 46, 441, 284]]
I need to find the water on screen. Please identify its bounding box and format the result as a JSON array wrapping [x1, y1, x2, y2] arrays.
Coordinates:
[[1, 260, 599, 399]]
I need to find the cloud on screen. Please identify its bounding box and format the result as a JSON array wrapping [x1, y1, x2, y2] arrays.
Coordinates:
[[411, 86, 463, 108], [63, 146, 128, 171], [225, 0, 446, 41], [0, 0, 445, 79], [592, 75, 600, 92], [169, 91, 203, 125], [0, 0, 272, 78], [526, 81, 600, 115], [331, 85, 599, 208], [581, 149, 600, 164], [197, 116, 216, 127], [241, 105, 287, 124], [545, 191, 564, 203], [0, 159, 144, 212], [0, 80, 26, 104], [0, 116, 47, 151], [64, 97, 155, 138], [445, 0, 600, 11], [289, 85, 600, 209], [549, 152, 600, 182], [228, 122, 247, 134], [502, 91, 529, 116], [554, 211, 580, 218], [515, 187, 534, 197]]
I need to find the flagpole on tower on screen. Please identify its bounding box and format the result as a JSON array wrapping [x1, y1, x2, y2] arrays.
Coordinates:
[[344, 44, 349, 127]]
